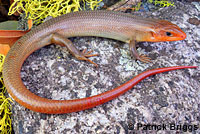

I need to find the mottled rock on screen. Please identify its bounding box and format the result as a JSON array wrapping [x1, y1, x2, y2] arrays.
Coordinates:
[[10, 1, 199, 134], [188, 17, 200, 26]]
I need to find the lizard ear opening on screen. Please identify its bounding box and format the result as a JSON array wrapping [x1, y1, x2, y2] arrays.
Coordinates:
[[150, 31, 156, 41]]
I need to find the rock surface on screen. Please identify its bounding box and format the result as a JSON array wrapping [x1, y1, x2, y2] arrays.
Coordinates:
[[10, 1, 199, 134]]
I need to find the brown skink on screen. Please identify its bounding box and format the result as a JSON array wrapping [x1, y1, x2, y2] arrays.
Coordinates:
[[3, 10, 191, 114]]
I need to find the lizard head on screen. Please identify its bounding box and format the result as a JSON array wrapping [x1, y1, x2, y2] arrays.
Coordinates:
[[144, 20, 186, 42]]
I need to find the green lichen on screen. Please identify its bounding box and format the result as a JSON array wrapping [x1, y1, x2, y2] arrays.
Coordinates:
[[119, 48, 151, 71]]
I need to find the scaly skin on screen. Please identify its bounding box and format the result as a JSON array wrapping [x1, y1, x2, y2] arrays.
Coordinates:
[[3, 10, 191, 114]]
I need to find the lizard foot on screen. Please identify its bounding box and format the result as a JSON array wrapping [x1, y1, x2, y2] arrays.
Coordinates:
[[76, 48, 99, 67], [137, 54, 152, 63], [81, 48, 99, 57]]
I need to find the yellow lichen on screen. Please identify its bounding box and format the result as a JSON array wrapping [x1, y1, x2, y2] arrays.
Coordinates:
[[134, 2, 142, 11], [0, 55, 4, 73], [0, 94, 12, 134], [8, 0, 102, 24], [148, 0, 174, 7], [0, 54, 12, 134], [133, 0, 174, 11]]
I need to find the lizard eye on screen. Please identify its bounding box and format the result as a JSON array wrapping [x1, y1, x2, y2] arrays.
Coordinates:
[[166, 32, 172, 36]]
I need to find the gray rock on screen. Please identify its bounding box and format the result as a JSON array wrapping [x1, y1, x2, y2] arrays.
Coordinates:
[[11, 1, 199, 134]]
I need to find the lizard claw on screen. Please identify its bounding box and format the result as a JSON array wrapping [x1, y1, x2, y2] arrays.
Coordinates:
[[137, 54, 152, 63], [81, 49, 99, 57], [78, 56, 98, 67], [77, 48, 99, 67]]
